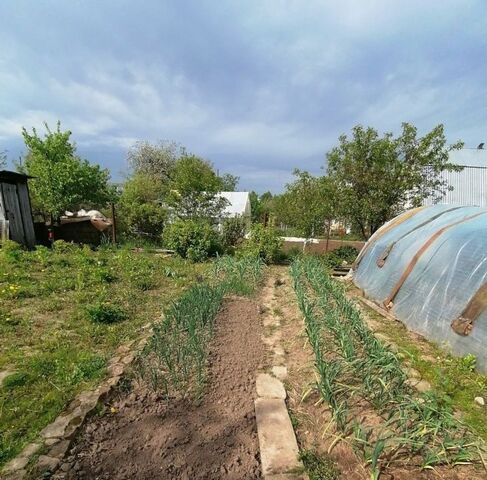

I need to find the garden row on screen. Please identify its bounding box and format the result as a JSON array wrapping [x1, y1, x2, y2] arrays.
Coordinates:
[[290, 256, 485, 478]]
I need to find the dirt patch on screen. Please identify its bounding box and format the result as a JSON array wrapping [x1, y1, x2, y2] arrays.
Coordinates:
[[56, 297, 265, 480]]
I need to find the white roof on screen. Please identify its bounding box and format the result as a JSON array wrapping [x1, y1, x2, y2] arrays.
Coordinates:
[[217, 191, 250, 216]]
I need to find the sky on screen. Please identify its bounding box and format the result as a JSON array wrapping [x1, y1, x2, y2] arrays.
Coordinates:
[[1, 0, 486, 193]]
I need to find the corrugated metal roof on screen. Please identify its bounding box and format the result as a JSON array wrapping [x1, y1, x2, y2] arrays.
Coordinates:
[[424, 149, 487, 207]]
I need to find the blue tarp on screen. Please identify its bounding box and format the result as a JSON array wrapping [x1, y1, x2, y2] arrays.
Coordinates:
[[353, 204, 487, 372]]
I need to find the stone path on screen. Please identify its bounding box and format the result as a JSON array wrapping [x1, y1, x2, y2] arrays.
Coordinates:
[[255, 272, 307, 480]]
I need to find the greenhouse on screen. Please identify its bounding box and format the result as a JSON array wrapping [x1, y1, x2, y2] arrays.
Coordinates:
[[353, 204, 487, 372]]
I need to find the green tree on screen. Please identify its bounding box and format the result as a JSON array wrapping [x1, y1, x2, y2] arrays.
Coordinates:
[[166, 155, 228, 219], [219, 173, 239, 191], [0, 150, 6, 169], [117, 173, 167, 238], [20, 122, 116, 221], [276, 170, 338, 240], [327, 123, 463, 239], [249, 191, 274, 224]]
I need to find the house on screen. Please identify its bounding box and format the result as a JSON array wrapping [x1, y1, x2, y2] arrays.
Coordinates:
[[215, 192, 252, 229], [423, 148, 487, 206], [0, 170, 36, 248]]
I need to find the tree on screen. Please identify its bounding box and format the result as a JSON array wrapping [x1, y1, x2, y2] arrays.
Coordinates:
[[127, 140, 184, 181], [0, 150, 6, 168], [275, 170, 338, 240], [327, 123, 463, 239], [219, 173, 239, 191], [117, 173, 167, 238], [20, 122, 116, 221], [249, 191, 274, 224], [166, 155, 228, 219]]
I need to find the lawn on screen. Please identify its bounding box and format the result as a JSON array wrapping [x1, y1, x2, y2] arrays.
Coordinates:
[[0, 240, 205, 468]]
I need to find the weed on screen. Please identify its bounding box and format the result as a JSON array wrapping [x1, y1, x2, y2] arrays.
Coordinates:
[[86, 302, 127, 324], [300, 449, 340, 480]]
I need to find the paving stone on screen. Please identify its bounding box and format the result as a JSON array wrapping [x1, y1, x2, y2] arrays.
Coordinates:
[[257, 373, 286, 399], [40, 415, 71, 439], [255, 398, 301, 476], [48, 439, 70, 459], [35, 455, 61, 474], [271, 366, 288, 381], [3, 455, 30, 473]]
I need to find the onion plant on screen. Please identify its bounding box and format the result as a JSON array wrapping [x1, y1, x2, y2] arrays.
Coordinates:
[[290, 256, 484, 476]]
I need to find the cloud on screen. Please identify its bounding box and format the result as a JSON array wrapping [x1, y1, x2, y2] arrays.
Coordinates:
[[1, 0, 487, 192]]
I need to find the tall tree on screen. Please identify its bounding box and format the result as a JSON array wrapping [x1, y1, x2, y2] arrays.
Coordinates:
[[275, 170, 338, 239], [20, 122, 116, 221], [127, 140, 184, 181], [166, 155, 228, 219], [327, 123, 463, 239]]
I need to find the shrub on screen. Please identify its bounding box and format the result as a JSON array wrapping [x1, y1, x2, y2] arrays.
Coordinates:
[[86, 302, 127, 324], [0, 240, 23, 262], [162, 219, 221, 262], [323, 245, 359, 268], [238, 224, 282, 264], [52, 239, 79, 254], [221, 217, 247, 252]]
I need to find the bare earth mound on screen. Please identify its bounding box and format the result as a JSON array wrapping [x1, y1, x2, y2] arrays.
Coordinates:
[[59, 297, 264, 480]]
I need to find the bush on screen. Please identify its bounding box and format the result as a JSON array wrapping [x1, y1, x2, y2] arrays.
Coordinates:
[[238, 224, 282, 264], [221, 217, 246, 252], [0, 240, 23, 262], [323, 245, 359, 268], [162, 219, 221, 262], [86, 302, 127, 324]]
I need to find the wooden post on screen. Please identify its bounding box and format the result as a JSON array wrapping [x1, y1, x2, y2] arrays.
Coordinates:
[[110, 202, 117, 244]]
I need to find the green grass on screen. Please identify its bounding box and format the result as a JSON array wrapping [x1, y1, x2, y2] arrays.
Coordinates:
[[300, 449, 340, 480], [0, 240, 205, 468]]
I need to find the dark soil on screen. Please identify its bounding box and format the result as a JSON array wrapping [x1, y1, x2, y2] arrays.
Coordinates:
[[57, 297, 265, 480]]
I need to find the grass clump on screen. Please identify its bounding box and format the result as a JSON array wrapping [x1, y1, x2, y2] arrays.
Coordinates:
[[300, 449, 339, 480], [86, 302, 127, 324]]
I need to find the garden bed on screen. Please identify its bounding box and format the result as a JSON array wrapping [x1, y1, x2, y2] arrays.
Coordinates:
[[55, 296, 265, 479]]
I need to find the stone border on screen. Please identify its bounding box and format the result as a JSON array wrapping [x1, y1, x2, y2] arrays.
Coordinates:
[[256, 274, 308, 480], [2, 325, 152, 480]]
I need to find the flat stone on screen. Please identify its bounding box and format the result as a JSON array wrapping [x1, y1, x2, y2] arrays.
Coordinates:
[[3, 470, 27, 480], [3, 456, 30, 473], [257, 374, 286, 399], [271, 366, 288, 381], [48, 440, 70, 458], [108, 363, 124, 376], [40, 415, 71, 439], [404, 367, 421, 379], [414, 379, 431, 393], [255, 398, 302, 476], [35, 455, 61, 474], [475, 396, 485, 406]]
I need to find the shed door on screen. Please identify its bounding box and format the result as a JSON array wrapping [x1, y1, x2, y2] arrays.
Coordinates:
[[1, 183, 26, 245]]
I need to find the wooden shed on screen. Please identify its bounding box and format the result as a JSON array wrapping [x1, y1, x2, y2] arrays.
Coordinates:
[[0, 170, 36, 248]]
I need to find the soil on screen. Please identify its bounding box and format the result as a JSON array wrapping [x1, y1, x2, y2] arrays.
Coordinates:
[[57, 297, 265, 480]]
